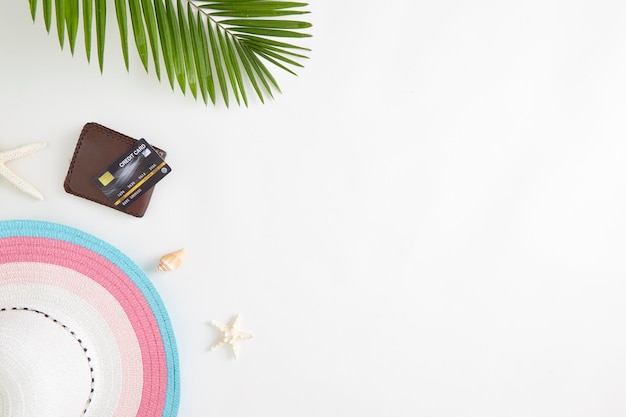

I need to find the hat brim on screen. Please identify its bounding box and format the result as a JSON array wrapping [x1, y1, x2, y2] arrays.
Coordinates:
[[0, 220, 180, 417]]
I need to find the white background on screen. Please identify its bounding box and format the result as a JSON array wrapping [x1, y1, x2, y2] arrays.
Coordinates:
[[1, 1, 626, 416]]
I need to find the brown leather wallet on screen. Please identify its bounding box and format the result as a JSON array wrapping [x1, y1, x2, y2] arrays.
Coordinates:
[[64, 122, 167, 217]]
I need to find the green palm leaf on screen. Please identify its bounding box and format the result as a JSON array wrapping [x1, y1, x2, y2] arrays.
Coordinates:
[[28, 0, 312, 106]]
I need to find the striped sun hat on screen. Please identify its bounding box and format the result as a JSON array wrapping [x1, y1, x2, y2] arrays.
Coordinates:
[[0, 219, 180, 417]]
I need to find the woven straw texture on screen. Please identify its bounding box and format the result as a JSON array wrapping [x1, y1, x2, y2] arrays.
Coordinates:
[[0, 220, 180, 417]]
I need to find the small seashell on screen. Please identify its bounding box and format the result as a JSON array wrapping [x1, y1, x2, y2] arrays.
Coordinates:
[[157, 248, 187, 272]]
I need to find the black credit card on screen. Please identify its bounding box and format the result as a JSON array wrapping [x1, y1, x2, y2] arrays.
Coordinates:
[[94, 139, 171, 210]]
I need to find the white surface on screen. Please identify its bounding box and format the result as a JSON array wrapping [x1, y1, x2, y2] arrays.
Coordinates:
[[1, 1, 626, 416]]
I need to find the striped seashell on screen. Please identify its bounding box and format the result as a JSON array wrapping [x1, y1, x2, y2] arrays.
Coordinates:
[[157, 248, 187, 272]]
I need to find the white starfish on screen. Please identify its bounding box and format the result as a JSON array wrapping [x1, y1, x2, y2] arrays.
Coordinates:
[[210, 314, 254, 360], [0, 142, 47, 200]]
